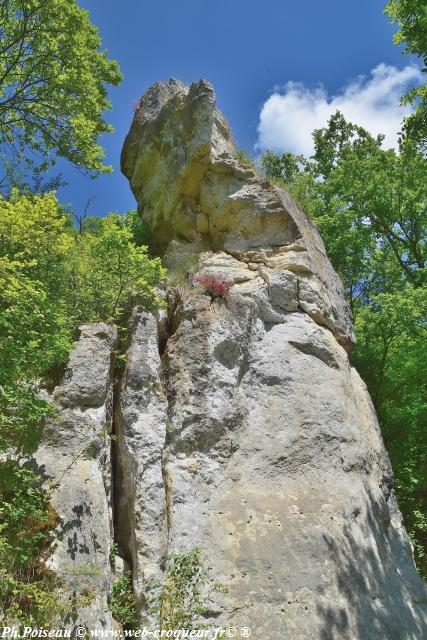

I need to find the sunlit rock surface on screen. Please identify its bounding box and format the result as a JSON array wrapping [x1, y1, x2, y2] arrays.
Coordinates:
[[121, 78, 355, 350], [40, 80, 426, 638]]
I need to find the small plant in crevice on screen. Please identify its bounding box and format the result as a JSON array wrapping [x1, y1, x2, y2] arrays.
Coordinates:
[[153, 547, 227, 632], [64, 565, 103, 577], [195, 274, 233, 300], [114, 352, 128, 373], [163, 240, 202, 286], [235, 148, 257, 171], [109, 543, 119, 569], [164, 379, 177, 402], [109, 572, 138, 630]]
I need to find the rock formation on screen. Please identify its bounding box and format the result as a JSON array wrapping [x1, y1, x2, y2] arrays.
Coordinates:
[[39, 79, 426, 638], [36, 324, 117, 629]]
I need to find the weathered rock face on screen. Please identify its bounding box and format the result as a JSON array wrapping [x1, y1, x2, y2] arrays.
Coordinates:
[[158, 280, 427, 639], [114, 307, 168, 611], [36, 324, 117, 629], [121, 79, 355, 351], [43, 79, 426, 637]]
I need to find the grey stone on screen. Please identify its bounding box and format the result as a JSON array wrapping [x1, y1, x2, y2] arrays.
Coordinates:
[[121, 79, 355, 350], [36, 323, 118, 629], [118, 79, 426, 637], [158, 288, 427, 639], [114, 307, 168, 616], [259, 266, 298, 311], [54, 323, 117, 408], [37, 79, 426, 638]]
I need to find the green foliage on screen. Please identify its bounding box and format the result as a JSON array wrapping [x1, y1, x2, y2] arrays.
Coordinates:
[[0, 462, 68, 626], [261, 111, 427, 577], [0, 192, 69, 622], [353, 288, 427, 575], [66, 213, 165, 322], [110, 573, 138, 629], [163, 240, 201, 286], [0, 192, 165, 345], [0, 191, 165, 622], [312, 113, 425, 297], [261, 149, 317, 212], [0, 191, 72, 452], [385, 0, 427, 148], [157, 548, 224, 631], [261, 150, 305, 184], [235, 148, 256, 170], [0, 384, 53, 455], [0, 150, 65, 197], [0, 463, 58, 568], [0, 0, 122, 177], [109, 543, 119, 568], [123, 210, 152, 247], [64, 565, 103, 577]]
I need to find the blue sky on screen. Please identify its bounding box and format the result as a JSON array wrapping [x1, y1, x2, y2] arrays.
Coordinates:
[[56, 0, 415, 217]]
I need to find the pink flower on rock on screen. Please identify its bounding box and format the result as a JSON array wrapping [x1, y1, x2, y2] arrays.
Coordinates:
[[195, 274, 233, 298]]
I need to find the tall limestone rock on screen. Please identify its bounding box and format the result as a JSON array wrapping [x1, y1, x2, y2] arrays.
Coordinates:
[[119, 79, 427, 638], [36, 324, 118, 629], [39, 79, 426, 638]]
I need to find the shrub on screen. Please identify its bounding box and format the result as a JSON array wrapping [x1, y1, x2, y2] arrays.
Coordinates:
[[109, 573, 138, 629], [235, 149, 256, 170], [163, 240, 201, 286], [195, 275, 233, 299], [156, 548, 225, 632], [0, 463, 67, 626]]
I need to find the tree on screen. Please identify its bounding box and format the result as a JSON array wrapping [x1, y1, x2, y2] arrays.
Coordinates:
[[66, 214, 165, 323], [0, 193, 165, 623], [353, 288, 427, 576], [0, 0, 122, 178], [310, 112, 426, 293], [385, 0, 427, 148], [0, 191, 72, 454], [261, 112, 427, 576]]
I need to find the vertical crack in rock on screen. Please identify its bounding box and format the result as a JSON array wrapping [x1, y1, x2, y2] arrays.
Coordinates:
[[112, 307, 169, 620], [110, 325, 133, 579]]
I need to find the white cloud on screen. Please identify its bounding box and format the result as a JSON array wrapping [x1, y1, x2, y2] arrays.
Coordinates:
[[256, 64, 422, 157]]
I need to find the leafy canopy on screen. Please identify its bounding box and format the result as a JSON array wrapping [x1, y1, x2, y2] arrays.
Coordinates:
[[0, 193, 165, 624], [385, 0, 427, 147], [0, 191, 165, 456], [0, 0, 122, 175]]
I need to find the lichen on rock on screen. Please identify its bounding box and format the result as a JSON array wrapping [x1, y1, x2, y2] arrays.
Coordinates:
[[121, 78, 355, 350]]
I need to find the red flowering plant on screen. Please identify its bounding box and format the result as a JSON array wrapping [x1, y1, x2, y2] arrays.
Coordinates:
[[195, 274, 233, 299]]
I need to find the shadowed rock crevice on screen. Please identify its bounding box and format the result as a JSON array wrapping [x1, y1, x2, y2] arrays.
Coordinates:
[[112, 307, 169, 615], [110, 340, 135, 585]]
